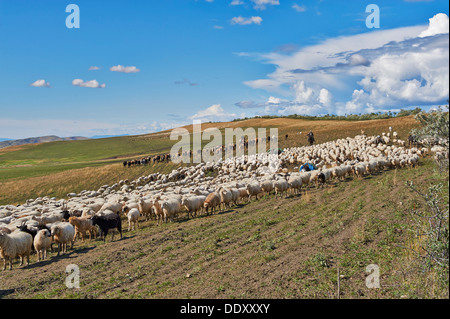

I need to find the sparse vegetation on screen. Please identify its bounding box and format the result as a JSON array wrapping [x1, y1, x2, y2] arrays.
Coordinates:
[[1, 115, 447, 299], [404, 105, 449, 296]]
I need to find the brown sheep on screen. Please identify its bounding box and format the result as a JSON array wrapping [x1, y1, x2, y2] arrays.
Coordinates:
[[68, 216, 97, 241], [204, 192, 221, 215]]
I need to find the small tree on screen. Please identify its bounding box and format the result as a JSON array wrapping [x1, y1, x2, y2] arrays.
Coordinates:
[[406, 104, 449, 292], [410, 104, 449, 170], [407, 182, 449, 276]]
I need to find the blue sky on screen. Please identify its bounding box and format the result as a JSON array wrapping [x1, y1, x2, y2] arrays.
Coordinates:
[[0, 0, 448, 139]]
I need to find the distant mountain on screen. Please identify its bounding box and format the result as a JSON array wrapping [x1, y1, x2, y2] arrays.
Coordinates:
[[0, 135, 89, 149], [90, 134, 129, 139], [0, 138, 12, 142]]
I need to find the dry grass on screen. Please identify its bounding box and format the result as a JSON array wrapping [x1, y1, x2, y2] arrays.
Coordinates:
[[0, 162, 182, 205], [0, 116, 419, 206], [0, 157, 447, 299]]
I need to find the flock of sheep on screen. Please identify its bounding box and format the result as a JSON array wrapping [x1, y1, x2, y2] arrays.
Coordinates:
[[0, 130, 447, 271]]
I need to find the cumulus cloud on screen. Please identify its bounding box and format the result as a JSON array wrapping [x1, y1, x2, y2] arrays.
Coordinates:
[[110, 65, 140, 73], [238, 13, 449, 116], [72, 79, 106, 88], [230, 0, 244, 5], [419, 13, 449, 37], [190, 104, 237, 122], [235, 84, 334, 117], [231, 16, 262, 25], [30, 79, 50, 88], [88, 66, 100, 71]]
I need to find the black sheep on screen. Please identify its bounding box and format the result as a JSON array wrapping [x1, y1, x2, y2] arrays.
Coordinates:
[[92, 213, 122, 242], [317, 172, 326, 188]]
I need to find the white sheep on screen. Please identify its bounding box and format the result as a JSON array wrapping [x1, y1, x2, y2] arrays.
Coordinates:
[[181, 196, 204, 219], [161, 199, 181, 223], [246, 181, 261, 202], [152, 200, 164, 225], [229, 188, 240, 205], [353, 164, 366, 179], [218, 187, 233, 210], [138, 198, 154, 221], [0, 230, 33, 270], [122, 200, 139, 216], [287, 175, 303, 195], [127, 208, 140, 231], [50, 222, 75, 256], [260, 179, 274, 196], [274, 178, 289, 198], [33, 229, 52, 261], [99, 201, 123, 214]]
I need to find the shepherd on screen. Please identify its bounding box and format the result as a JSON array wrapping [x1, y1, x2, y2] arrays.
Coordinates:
[[307, 130, 315, 146]]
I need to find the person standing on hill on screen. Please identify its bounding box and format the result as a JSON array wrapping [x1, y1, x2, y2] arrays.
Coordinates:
[[307, 130, 315, 146]]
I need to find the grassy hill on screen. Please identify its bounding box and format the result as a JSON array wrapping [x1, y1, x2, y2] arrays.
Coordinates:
[[0, 157, 447, 299], [0, 115, 448, 299], [0, 116, 419, 205]]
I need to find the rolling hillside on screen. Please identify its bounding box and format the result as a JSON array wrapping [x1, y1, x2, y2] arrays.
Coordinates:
[[0, 115, 448, 300], [0, 157, 447, 299], [0, 116, 419, 205], [0, 135, 88, 149]]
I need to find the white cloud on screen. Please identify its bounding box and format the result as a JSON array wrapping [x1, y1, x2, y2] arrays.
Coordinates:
[[293, 81, 314, 104], [72, 79, 106, 88], [231, 16, 262, 25], [88, 66, 100, 71], [292, 3, 306, 12], [30, 79, 50, 88], [419, 13, 449, 37], [110, 65, 140, 73], [319, 88, 332, 107], [346, 45, 449, 113], [238, 13, 449, 115], [235, 85, 334, 117], [230, 0, 244, 5], [251, 0, 279, 10], [190, 104, 237, 122]]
